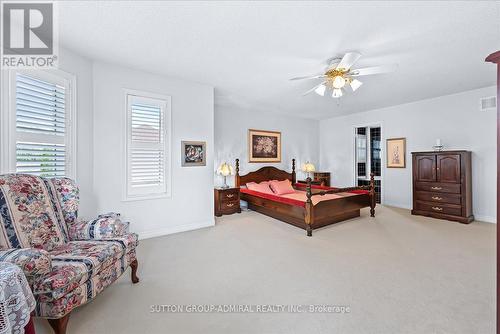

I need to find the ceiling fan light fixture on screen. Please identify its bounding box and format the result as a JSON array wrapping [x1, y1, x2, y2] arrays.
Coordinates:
[[350, 79, 363, 91], [332, 88, 343, 98], [332, 75, 346, 89], [314, 84, 326, 96]]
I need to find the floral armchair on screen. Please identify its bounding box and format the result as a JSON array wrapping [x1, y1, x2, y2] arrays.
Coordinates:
[[0, 174, 139, 334]]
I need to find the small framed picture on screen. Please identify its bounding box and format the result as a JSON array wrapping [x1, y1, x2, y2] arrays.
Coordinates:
[[181, 141, 206, 166], [248, 129, 281, 163], [386, 138, 406, 168]]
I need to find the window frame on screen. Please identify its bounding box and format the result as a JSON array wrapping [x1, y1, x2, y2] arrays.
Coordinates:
[[1, 69, 77, 178], [122, 89, 172, 201]]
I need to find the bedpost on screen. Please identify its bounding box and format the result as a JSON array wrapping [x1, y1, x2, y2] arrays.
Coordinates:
[[369, 172, 376, 217], [304, 176, 313, 236], [291, 159, 296, 184], [235, 159, 240, 188]]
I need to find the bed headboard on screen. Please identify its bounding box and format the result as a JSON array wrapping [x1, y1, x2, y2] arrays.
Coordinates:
[[235, 159, 296, 187]]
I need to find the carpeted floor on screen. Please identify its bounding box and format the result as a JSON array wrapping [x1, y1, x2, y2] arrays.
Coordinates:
[[35, 206, 495, 334]]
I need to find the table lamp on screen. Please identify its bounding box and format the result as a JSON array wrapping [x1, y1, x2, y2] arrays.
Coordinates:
[[217, 162, 234, 189], [302, 161, 316, 179]]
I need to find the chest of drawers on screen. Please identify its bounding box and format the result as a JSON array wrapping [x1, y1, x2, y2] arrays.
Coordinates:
[[411, 151, 473, 223]]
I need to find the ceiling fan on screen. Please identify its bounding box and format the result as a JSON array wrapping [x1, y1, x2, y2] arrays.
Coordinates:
[[290, 52, 397, 98]]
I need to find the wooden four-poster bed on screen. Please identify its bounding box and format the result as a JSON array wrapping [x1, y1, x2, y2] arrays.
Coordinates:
[[235, 159, 376, 236]]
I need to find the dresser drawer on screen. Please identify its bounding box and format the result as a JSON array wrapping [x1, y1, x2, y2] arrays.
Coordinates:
[[415, 191, 461, 205], [220, 189, 239, 202], [415, 182, 461, 194], [415, 201, 462, 216], [220, 199, 239, 213]]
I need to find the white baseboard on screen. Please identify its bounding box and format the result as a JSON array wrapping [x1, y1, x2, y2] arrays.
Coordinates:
[[137, 219, 215, 240], [474, 215, 496, 224], [382, 201, 412, 210]]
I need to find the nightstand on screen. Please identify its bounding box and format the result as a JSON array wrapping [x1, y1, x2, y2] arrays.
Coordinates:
[[214, 187, 241, 217]]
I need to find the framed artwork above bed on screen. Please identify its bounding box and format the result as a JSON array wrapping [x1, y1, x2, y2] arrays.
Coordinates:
[[248, 129, 281, 163]]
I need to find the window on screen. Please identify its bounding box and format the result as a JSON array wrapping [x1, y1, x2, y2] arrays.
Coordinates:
[[354, 125, 382, 204], [5, 71, 75, 177], [124, 90, 171, 200]]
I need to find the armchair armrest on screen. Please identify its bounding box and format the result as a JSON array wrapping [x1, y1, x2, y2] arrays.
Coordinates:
[[0, 248, 52, 277], [68, 216, 130, 241]]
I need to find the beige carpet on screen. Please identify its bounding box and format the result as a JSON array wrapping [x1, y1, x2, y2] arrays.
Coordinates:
[[35, 206, 495, 334]]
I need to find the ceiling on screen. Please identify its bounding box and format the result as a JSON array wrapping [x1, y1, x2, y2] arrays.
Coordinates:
[[58, 1, 500, 120]]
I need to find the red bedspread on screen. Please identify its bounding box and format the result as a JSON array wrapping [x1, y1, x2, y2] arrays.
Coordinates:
[[240, 188, 306, 207], [240, 187, 369, 208]]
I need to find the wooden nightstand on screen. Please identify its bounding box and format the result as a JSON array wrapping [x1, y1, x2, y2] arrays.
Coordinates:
[[214, 187, 241, 217]]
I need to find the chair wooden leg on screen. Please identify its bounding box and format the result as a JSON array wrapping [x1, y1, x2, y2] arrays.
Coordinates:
[[47, 313, 70, 334], [130, 259, 139, 283]]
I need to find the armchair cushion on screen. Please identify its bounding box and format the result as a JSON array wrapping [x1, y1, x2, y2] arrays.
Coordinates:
[[68, 217, 130, 241], [33, 236, 137, 301], [0, 248, 52, 277], [46, 177, 79, 226]]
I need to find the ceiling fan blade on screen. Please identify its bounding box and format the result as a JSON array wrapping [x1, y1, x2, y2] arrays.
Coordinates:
[[290, 74, 326, 81], [350, 64, 398, 76], [336, 52, 362, 71], [302, 82, 326, 96]]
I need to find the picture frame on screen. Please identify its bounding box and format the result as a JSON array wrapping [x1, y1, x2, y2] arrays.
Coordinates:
[[181, 141, 206, 166], [386, 137, 406, 168], [248, 129, 281, 163]]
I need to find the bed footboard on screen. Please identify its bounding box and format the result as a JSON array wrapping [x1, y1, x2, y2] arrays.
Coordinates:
[[304, 173, 376, 236]]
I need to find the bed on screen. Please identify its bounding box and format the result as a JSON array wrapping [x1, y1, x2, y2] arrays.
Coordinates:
[[235, 159, 376, 236]]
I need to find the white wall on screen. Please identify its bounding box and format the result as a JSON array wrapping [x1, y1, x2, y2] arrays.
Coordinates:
[[57, 48, 96, 218], [319, 86, 497, 223], [214, 106, 319, 187], [92, 62, 215, 238]]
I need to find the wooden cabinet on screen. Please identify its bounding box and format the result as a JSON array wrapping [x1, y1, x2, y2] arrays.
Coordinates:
[[214, 187, 241, 217], [437, 154, 461, 183], [411, 151, 473, 223], [415, 154, 436, 182]]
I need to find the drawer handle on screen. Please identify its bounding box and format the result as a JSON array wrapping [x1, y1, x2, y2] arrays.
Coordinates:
[[226, 203, 234, 207], [431, 186, 442, 190], [226, 194, 235, 198], [431, 196, 443, 201], [432, 206, 443, 211]]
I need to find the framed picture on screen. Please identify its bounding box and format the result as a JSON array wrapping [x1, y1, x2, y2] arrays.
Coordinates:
[[181, 141, 206, 166], [386, 137, 406, 168], [248, 129, 281, 163]]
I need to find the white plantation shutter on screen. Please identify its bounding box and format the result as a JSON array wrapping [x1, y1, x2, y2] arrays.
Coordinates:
[[16, 142, 66, 176], [125, 93, 170, 199], [14, 73, 72, 177]]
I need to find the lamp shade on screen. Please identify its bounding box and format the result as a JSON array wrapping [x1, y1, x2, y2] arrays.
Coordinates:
[[332, 88, 343, 98], [350, 79, 363, 91], [302, 161, 316, 173], [314, 84, 326, 96], [217, 162, 234, 176]]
